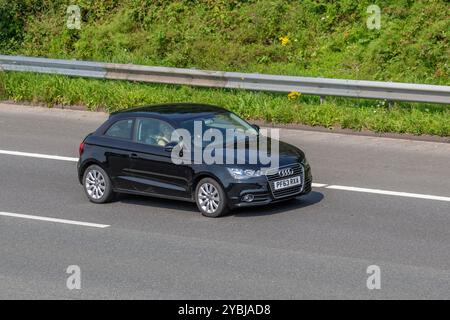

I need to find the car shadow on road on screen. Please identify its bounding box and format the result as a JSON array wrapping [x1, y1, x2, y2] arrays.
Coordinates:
[[114, 193, 199, 213], [113, 191, 324, 217], [229, 191, 324, 217]]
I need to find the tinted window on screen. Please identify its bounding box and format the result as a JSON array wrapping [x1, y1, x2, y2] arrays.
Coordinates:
[[180, 112, 257, 136], [136, 118, 175, 147], [105, 119, 133, 140]]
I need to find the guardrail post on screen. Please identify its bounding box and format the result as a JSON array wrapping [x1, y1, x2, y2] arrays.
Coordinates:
[[388, 101, 394, 109], [320, 96, 326, 104]]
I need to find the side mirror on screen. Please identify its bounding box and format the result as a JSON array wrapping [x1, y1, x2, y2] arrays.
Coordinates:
[[164, 141, 179, 152], [251, 124, 260, 132], [164, 141, 184, 157]]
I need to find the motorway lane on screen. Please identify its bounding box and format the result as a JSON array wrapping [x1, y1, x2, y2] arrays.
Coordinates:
[[1, 103, 449, 195], [281, 129, 450, 196], [2, 218, 449, 299], [0, 103, 449, 299], [0, 104, 105, 156]]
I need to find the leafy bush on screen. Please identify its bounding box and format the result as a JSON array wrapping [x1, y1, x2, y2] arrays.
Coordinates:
[[0, 1, 24, 50], [0, 0, 447, 84]]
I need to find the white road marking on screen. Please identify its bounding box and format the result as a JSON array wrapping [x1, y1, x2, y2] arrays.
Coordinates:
[[325, 185, 450, 202], [0, 211, 110, 228], [0, 148, 449, 203], [311, 183, 328, 188], [0, 149, 78, 162]]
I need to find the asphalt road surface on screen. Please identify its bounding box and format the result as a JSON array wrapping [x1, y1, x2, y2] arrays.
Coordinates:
[[0, 103, 449, 299]]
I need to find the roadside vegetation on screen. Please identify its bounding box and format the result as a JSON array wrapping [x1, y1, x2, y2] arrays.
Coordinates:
[[1, 72, 448, 136], [0, 0, 449, 136]]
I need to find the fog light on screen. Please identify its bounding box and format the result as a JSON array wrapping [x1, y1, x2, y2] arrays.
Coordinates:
[[242, 194, 254, 202]]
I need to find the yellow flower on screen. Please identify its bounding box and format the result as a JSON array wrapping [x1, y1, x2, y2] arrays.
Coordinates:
[[288, 91, 301, 100], [279, 36, 290, 46]]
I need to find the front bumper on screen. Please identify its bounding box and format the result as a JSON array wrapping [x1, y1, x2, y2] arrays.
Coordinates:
[[225, 163, 312, 209]]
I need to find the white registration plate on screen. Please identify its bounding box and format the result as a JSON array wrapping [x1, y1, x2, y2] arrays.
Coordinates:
[[273, 176, 301, 190]]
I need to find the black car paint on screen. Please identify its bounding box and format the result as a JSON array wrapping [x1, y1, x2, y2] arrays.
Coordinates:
[[77, 104, 312, 209]]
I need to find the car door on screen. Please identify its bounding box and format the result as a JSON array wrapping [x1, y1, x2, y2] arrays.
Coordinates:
[[128, 117, 192, 200], [99, 117, 136, 190]]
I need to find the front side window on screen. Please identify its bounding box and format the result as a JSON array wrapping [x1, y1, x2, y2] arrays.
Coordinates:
[[136, 118, 175, 147], [105, 119, 134, 140]]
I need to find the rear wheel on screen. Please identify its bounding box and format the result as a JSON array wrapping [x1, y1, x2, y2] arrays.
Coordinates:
[[195, 178, 228, 218], [82, 165, 114, 203]]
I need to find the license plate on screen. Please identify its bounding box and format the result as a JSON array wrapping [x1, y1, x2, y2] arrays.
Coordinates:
[[273, 176, 301, 190]]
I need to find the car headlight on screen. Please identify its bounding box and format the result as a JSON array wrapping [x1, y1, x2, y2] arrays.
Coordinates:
[[227, 168, 263, 180]]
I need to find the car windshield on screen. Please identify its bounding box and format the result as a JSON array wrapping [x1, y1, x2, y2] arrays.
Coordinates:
[[178, 112, 258, 146]]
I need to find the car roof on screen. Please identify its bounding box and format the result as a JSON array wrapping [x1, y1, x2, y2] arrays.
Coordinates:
[[111, 103, 229, 122]]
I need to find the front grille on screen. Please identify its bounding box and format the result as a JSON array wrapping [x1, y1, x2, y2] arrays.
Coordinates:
[[266, 163, 304, 199]]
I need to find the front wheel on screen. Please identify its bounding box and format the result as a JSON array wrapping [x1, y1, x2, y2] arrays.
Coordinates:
[[82, 165, 114, 204], [195, 178, 228, 218]]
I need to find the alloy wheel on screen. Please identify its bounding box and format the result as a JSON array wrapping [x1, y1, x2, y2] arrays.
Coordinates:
[[85, 169, 106, 200], [198, 182, 220, 214]]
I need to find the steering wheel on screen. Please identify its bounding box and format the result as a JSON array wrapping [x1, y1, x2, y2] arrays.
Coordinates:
[[157, 136, 170, 146]]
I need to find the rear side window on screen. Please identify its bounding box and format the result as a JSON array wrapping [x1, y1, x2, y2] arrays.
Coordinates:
[[105, 119, 134, 140]]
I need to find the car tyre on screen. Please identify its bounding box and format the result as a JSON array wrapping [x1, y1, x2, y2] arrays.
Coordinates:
[[82, 165, 114, 204], [195, 178, 228, 218]]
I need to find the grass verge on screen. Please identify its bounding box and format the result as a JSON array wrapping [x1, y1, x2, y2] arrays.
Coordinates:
[[0, 71, 449, 137]]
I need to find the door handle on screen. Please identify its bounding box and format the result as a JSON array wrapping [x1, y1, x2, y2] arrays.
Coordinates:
[[130, 153, 139, 159]]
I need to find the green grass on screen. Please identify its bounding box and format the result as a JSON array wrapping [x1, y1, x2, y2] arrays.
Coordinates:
[[1, 71, 449, 136], [0, 1, 449, 136]]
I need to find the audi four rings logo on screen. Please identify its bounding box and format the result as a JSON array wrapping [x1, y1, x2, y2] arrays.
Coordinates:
[[278, 168, 294, 177]]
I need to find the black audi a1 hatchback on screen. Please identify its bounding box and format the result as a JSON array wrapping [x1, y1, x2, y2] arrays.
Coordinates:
[[77, 103, 312, 217]]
